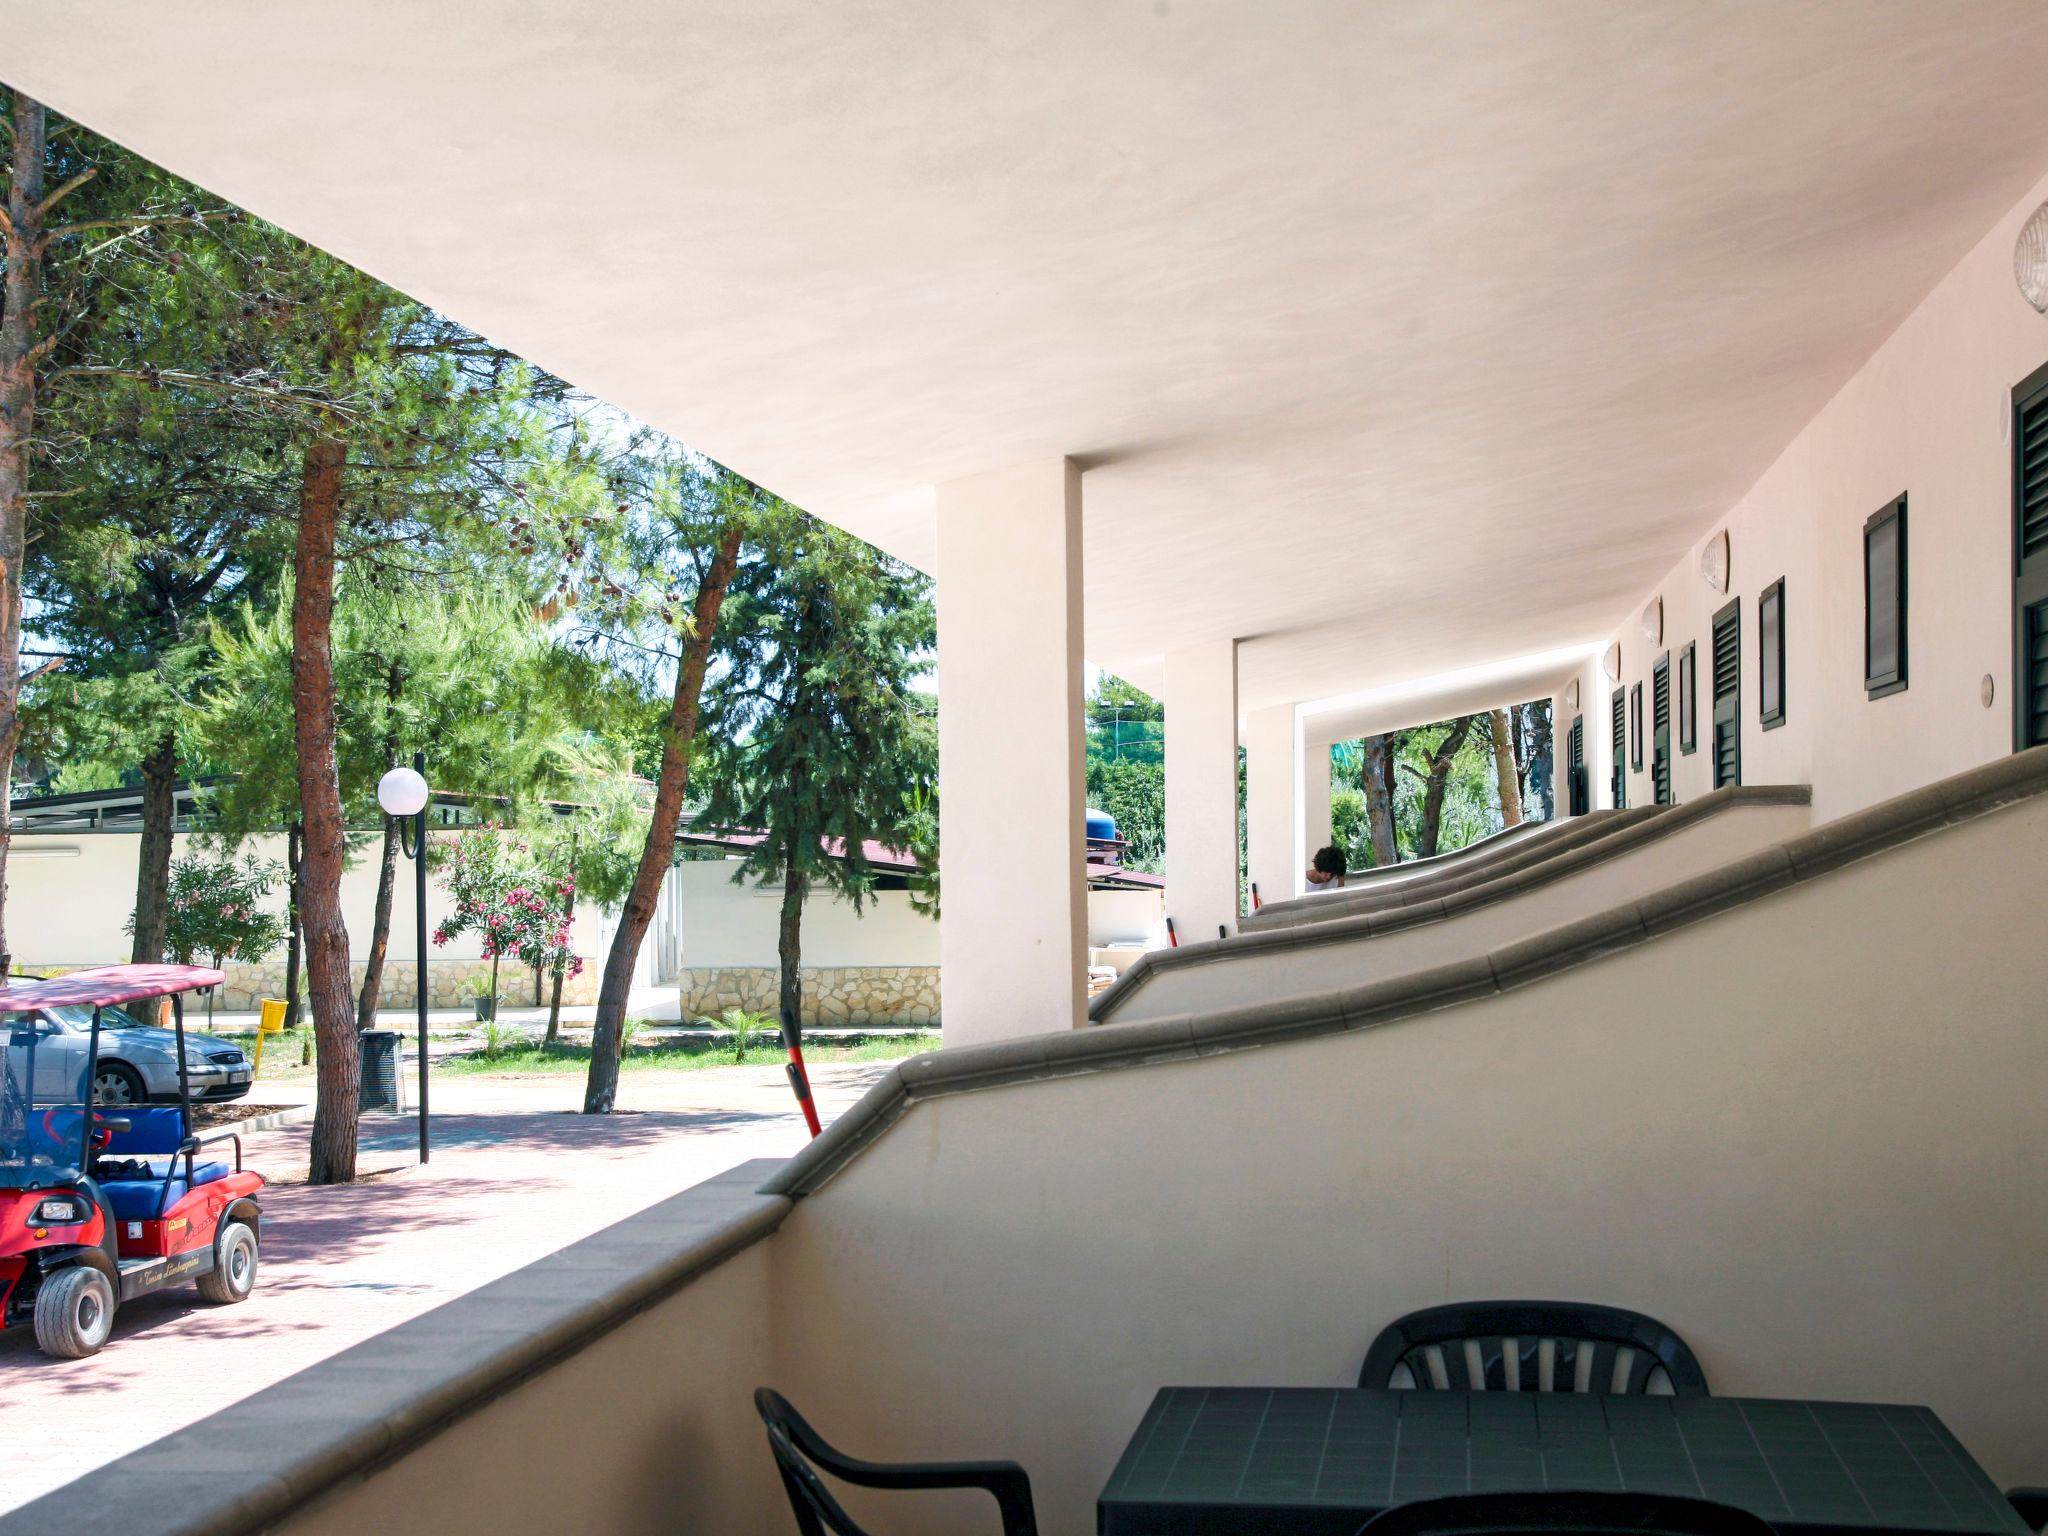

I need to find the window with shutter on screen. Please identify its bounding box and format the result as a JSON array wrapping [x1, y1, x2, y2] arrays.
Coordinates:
[[1759, 578, 1786, 730], [1651, 653, 1672, 805], [1712, 598, 1741, 788], [1610, 687, 1627, 809], [1629, 681, 1643, 771], [1864, 497, 1907, 699], [2013, 363, 2048, 750], [1567, 714, 1586, 815], [1677, 641, 1697, 755]]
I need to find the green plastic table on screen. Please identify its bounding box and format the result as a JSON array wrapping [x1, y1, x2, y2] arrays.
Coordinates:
[[1098, 1388, 2028, 1536]]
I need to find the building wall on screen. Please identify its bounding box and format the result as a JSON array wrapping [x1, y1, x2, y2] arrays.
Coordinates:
[[669, 858, 1162, 1025], [7, 830, 606, 1007], [769, 789, 2048, 1534], [1557, 163, 2048, 824]]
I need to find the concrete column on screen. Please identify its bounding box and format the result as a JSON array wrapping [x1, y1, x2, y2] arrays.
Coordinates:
[[1244, 703, 1297, 908], [1164, 640, 1240, 941], [1304, 740, 1333, 868], [935, 460, 1087, 1046]]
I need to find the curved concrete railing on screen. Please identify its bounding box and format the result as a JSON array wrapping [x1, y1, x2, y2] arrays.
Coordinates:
[[1260, 813, 1569, 909], [1100, 784, 1811, 1025], [769, 747, 2048, 1200], [1242, 803, 1661, 933]]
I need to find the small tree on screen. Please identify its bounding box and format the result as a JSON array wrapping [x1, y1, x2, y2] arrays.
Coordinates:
[[131, 854, 288, 1026], [431, 828, 579, 1017]]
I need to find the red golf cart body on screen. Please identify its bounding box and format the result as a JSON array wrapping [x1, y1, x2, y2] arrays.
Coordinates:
[[0, 965, 265, 1355]]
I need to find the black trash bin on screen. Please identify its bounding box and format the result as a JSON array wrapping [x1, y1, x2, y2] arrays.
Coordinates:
[[358, 1029, 406, 1112]]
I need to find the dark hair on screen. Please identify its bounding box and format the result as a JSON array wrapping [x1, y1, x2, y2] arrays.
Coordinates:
[[1311, 845, 1348, 877]]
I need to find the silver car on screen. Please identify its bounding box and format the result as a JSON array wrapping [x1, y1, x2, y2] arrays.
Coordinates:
[[18, 1002, 254, 1106]]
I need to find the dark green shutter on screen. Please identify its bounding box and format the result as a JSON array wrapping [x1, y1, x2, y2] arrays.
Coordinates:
[[2015, 367, 2048, 749], [1712, 598, 1741, 788], [1651, 653, 1672, 805], [1610, 687, 1627, 809], [1567, 714, 1586, 815]]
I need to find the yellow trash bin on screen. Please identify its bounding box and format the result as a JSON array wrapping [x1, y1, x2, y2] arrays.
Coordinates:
[[252, 998, 288, 1076]]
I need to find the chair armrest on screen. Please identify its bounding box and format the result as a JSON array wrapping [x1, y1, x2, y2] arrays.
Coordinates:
[[2007, 1488, 2048, 1532], [781, 1422, 1035, 1536]]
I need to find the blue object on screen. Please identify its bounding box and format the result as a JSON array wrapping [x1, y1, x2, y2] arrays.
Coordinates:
[[1085, 808, 1119, 841], [99, 1163, 229, 1220]]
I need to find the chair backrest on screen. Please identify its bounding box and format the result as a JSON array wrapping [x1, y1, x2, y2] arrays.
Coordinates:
[[102, 1106, 187, 1158], [757, 1389, 873, 1536], [1357, 1490, 1776, 1536], [1360, 1301, 1708, 1396]]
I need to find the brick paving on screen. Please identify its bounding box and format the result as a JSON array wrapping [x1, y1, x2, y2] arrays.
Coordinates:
[[0, 1059, 887, 1514]]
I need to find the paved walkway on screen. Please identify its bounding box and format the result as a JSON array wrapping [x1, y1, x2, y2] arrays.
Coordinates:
[[0, 1060, 886, 1514]]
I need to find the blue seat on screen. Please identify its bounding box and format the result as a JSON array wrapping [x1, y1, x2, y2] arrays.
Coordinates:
[[95, 1107, 225, 1219], [98, 1161, 228, 1220]]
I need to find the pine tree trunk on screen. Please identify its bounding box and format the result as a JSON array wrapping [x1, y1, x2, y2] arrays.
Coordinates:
[[583, 521, 745, 1114], [1359, 733, 1399, 867], [354, 667, 402, 1032], [1489, 708, 1523, 829], [355, 814, 399, 1032], [282, 821, 303, 1029], [0, 94, 48, 980], [130, 732, 179, 963], [292, 431, 360, 1184], [544, 835, 575, 1045], [777, 856, 806, 1040], [1416, 718, 1474, 860]]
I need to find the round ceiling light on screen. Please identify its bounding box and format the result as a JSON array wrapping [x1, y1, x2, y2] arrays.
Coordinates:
[[2017, 200, 2048, 313]]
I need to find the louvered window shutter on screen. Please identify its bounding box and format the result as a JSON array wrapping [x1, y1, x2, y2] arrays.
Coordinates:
[[1712, 599, 1741, 788], [1610, 688, 1627, 809], [1651, 654, 1672, 805], [2015, 369, 2048, 748]]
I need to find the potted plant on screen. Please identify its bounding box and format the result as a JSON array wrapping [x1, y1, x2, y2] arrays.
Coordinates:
[[465, 971, 497, 1022]]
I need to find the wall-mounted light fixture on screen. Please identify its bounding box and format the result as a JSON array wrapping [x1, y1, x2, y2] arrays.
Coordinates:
[[1602, 642, 1622, 681], [2017, 200, 2048, 312], [1640, 597, 1663, 646], [1699, 530, 1730, 593], [1564, 679, 1579, 710]]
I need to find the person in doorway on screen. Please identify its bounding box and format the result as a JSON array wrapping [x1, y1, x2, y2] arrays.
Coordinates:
[[1306, 845, 1348, 888]]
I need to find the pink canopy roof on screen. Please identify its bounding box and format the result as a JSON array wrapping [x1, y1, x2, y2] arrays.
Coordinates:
[[0, 963, 227, 1013]]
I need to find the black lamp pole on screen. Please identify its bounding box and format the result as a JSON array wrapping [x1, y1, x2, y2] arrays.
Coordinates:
[[412, 750, 429, 1165]]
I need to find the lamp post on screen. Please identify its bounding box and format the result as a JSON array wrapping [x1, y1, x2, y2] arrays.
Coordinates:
[[376, 755, 431, 1165]]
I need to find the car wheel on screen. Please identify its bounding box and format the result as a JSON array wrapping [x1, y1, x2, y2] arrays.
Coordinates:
[[91, 1061, 146, 1107], [198, 1221, 257, 1304], [34, 1265, 116, 1358]]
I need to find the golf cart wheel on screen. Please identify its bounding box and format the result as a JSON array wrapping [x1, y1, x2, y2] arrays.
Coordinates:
[[198, 1221, 257, 1304], [91, 1061, 147, 1107], [34, 1265, 116, 1358]]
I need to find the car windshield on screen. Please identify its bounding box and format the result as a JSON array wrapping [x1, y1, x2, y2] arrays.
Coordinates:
[[45, 1002, 148, 1033], [0, 1013, 86, 1187]]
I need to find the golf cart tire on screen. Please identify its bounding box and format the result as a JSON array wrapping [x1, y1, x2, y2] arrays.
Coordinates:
[[198, 1221, 257, 1304], [34, 1265, 116, 1358]]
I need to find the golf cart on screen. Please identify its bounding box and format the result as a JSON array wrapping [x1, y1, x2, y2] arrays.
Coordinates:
[[0, 964, 265, 1358]]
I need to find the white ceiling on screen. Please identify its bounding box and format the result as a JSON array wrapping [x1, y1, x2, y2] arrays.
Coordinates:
[[7, 2, 2048, 715]]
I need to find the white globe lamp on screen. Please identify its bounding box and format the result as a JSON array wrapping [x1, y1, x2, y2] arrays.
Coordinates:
[[377, 765, 430, 819]]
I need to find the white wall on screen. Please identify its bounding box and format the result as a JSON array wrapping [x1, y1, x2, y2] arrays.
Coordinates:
[[672, 859, 1158, 967], [5, 830, 605, 967], [671, 858, 939, 968], [1562, 163, 2048, 824]]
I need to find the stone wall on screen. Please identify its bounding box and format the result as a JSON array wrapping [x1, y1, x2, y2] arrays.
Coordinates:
[[21, 957, 599, 1011], [676, 966, 938, 1027]]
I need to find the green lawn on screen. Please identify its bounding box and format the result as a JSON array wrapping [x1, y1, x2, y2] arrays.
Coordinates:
[[436, 1032, 942, 1076]]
